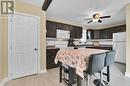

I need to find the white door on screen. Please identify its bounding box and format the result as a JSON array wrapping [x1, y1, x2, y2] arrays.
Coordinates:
[[9, 13, 40, 79]]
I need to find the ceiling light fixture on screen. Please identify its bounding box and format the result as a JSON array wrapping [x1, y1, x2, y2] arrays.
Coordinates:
[[93, 19, 99, 22]]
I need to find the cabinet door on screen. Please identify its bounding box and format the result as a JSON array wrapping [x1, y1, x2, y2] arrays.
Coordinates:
[[70, 27, 74, 38], [56, 23, 64, 30], [94, 30, 100, 39], [100, 29, 108, 39], [77, 26, 82, 38], [73, 26, 77, 38], [46, 21, 56, 38], [71, 26, 82, 38], [46, 49, 59, 69]]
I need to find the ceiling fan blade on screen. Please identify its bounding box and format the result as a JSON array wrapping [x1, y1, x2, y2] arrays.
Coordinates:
[[88, 20, 93, 24], [100, 16, 111, 19], [98, 19, 102, 23], [84, 18, 92, 20]]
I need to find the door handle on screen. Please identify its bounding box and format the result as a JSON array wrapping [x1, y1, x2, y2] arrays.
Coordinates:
[[34, 48, 38, 51]]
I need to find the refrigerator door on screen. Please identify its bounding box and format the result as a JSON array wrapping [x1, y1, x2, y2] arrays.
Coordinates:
[[113, 32, 126, 42], [113, 33, 117, 42], [114, 42, 126, 63], [113, 42, 116, 50]]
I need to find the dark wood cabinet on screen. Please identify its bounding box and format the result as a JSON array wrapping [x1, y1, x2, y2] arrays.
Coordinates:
[[46, 48, 60, 69], [94, 30, 100, 39], [69, 26, 82, 38], [46, 21, 56, 38], [100, 29, 111, 39], [88, 25, 126, 39], [73, 26, 82, 38], [56, 22, 64, 30], [99, 25, 126, 39], [46, 20, 83, 39]]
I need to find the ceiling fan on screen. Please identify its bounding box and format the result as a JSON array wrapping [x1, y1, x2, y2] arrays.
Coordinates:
[[84, 13, 111, 24]]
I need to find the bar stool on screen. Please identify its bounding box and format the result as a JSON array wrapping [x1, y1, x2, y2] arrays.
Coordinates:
[[94, 50, 115, 86], [84, 53, 106, 86], [104, 50, 115, 82]]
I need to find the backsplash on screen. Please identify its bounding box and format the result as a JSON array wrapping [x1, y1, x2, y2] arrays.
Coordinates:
[[46, 38, 113, 49], [46, 40, 68, 48]]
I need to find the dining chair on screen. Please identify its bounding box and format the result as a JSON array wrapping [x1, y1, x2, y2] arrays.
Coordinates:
[[84, 53, 106, 86]]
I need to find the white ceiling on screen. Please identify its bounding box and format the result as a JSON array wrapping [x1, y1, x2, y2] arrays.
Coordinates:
[[47, 0, 129, 29], [19, 0, 130, 29]]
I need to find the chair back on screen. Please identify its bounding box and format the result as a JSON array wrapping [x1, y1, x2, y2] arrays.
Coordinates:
[[87, 53, 106, 75], [105, 50, 115, 66]]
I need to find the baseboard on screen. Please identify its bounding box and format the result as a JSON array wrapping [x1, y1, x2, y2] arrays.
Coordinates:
[[39, 69, 47, 74], [0, 77, 10, 86], [115, 61, 126, 65], [125, 72, 130, 78]]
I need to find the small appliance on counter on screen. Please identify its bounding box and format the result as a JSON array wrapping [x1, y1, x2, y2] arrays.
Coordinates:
[[67, 39, 75, 47], [93, 41, 100, 46]]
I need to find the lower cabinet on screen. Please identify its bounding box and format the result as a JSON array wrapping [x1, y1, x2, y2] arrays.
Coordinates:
[[46, 48, 60, 69]]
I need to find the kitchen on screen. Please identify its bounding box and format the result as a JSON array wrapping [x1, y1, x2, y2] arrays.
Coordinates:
[[1, 0, 130, 86], [46, 20, 126, 69]]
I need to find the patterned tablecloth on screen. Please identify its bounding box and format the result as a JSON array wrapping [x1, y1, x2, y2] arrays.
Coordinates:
[[55, 48, 108, 78]]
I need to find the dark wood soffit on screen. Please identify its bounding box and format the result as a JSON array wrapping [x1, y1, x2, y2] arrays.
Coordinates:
[[42, 0, 53, 11]]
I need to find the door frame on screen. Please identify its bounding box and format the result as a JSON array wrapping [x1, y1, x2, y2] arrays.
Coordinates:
[[8, 12, 40, 79]]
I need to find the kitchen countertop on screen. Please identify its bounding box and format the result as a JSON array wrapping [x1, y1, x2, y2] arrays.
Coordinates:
[[75, 44, 112, 47], [86, 45, 113, 47], [86, 39, 113, 41], [46, 45, 113, 50]]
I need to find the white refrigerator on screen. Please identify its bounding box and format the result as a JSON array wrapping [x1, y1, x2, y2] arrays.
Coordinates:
[[113, 32, 126, 64]]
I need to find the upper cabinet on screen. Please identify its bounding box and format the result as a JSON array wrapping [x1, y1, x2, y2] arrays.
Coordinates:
[[94, 30, 100, 39], [46, 21, 56, 38], [56, 22, 64, 30], [46, 20, 83, 39], [87, 25, 126, 39], [73, 26, 82, 38], [99, 25, 126, 39]]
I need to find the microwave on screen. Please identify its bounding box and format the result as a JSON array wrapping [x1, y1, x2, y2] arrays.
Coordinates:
[[57, 29, 70, 39]]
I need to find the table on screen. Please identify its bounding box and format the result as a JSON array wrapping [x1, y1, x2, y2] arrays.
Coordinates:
[[55, 48, 108, 86]]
